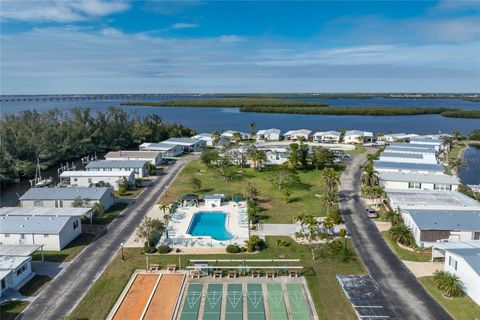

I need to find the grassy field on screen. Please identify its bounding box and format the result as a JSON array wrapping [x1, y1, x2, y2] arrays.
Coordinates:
[[92, 202, 128, 225], [449, 143, 467, 161], [19, 275, 52, 296], [160, 160, 335, 223], [0, 301, 30, 320], [114, 187, 144, 198], [418, 276, 480, 320], [345, 148, 366, 154], [381, 231, 431, 262], [67, 236, 365, 320], [32, 233, 96, 262]]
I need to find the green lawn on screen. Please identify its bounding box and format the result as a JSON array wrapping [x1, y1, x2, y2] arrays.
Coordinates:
[[114, 188, 144, 198], [449, 143, 467, 160], [381, 231, 431, 262], [92, 202, 128, 225], [161, 160, 335, 223], [19, 275, 52, 296], [67, 236, 365, 320], [344, 147, 366, 154], [32, 233, 96, 262], [0, 301, 29, 320], [419, 276, 480, 320]]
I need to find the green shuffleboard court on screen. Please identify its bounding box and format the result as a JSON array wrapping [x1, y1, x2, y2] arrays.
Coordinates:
[[180, 283, 204, 320], [226, 284, 243, 320], [202, 284, 223, 320], [286, 283, 311, 320], [266, 284, 288, 320], [247, 284, 265, 320]]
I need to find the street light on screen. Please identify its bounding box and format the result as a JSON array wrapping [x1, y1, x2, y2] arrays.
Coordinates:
[[120, 242, 125, 261]]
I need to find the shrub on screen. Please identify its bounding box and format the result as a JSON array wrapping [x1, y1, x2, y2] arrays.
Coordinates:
[[294, 231, 305, 239], [245, 235, 263, 252], [276, 239, 290, 247], [157, 245, 171, 254], [226, 244, 241, 253], [143, 242, 156, 254], [339, 228, 347, 237], [118, 186, 126, 195]]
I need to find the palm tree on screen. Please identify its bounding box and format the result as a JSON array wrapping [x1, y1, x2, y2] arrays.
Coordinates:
[[246, 147, 266, 171], [321, 190, 339, 214], [211, 131, 221, 146], [433, 270, 464, 298], [388, 223, 415, 247], [321, 216, 334, 234], [384, 208, 403, 226], [304, 215, 319, 260], [452, 130, 462, 142], [159, 202, 169, 215], [293, 211, 308, 233], [448, 158, 466, 175], [249, 121, 256, 138], [361, 163, 379, 187], [231, 131, 243, 144], [320, 168, 340, 193], [91, 203, 105, 217], [441, 136, 454, 160]]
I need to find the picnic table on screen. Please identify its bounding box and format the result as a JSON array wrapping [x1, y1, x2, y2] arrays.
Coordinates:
[[288, 269, 301, 277], [213, 270, 223, 278], [190, 270, 202, 278], [251, 269, 261, 278], [266, 270, 276, 278], [149, 264, 160, 272], [227, 270, 238, 278], [166, 264, 177, 272]]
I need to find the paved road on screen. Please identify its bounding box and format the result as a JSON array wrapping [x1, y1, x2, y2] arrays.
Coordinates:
[[339, 151, 452, 320], [19, 157, 194, 320]]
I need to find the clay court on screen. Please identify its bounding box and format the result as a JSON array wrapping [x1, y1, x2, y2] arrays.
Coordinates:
[[108, 271, 318, 320]]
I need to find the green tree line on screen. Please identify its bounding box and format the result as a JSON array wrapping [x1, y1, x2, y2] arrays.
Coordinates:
[[440, 110, 480, 119], [123, 98, 329, 108], [0, 107, 195, 186]]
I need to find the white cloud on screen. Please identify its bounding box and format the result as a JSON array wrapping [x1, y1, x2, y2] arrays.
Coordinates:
[[0, 0, 129, 22], [170, 23, 198, 30], [431, 0, 480, 13]]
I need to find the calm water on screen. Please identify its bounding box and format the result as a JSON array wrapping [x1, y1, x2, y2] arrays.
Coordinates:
[[187, 212, 233, 241], [1, 96, 479, 134], [459, 146, 480, 185]]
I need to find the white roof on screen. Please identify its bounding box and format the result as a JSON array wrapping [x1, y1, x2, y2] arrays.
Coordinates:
[[192, 133, 212, 139], [284, 129, 312, 136], [0, 215, 75, 234], [379, 172, 459, 185], [105, 151, 161, 159], [313, 130, 341, 137], [387, 190, 480, 210], [257, 128, 281, 135], [86, 160, 147, 169], [0, 256, 30, 271], [345, 130, 373, 137], [19, 187, 111, 201], [60, 170, 134, 177], [139, 142, 177, 151], [0, 207, 91, 217], [162, 137, 202, 146], [0, 244, 43, 256]]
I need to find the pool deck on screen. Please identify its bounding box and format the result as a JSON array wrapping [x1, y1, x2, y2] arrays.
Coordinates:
[[165, 202, 250, 248]]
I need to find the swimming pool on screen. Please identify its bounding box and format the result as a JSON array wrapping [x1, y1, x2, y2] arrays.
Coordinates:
[[187, 211, 233, 241]]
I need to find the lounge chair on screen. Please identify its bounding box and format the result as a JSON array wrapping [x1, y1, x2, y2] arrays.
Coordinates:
[[227, 270, 238, 278], [288, 269, 300, 277], [251, 269, 261, 278], [213, 270, 223, 278], [190, 270, 202, 278], [266, 270, 275, 278]]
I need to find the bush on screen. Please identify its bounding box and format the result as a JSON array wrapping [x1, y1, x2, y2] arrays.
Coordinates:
[[339, 228, 347, 237], [276, 239, 290, 247], [157, 245, 171, 254], [294, 231, 305, 239], [244, 235, 264, 252], [118, 186, 126, 195], [226, 244, 241, 253], [143, 242, 156, 254]]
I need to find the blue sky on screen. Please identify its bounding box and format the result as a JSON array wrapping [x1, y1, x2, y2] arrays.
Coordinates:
[[1, 0, 479, 94]]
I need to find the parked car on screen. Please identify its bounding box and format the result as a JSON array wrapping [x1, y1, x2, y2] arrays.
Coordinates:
[[365, 208, 378, 218]]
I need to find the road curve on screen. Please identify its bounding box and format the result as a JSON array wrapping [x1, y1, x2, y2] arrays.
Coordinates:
[[19, 157, 195, 320], [339, 151, 452, 320]]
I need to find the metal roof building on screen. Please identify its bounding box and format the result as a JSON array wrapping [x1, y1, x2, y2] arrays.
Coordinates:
[[19, 187, 111, 201], [373, 161, 444, 173], [0, 215, 74, 234], [0, 207, 91, 217], [405, 210, 480, 231], [387, 190, 480, 210], [379, 172, 459, 184], [86, 160, 147, 169]]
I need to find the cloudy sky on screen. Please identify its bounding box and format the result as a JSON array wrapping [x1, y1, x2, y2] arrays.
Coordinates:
[[1, 0, 479, 94]]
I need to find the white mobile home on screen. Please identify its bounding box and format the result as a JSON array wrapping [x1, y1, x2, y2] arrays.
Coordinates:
[[284, 129, 312, 141], [373, 161, 445, 175], [0, 215, 82, 250], [0, 245, 42, 293], [60, 170, 135, 190], [384, 146, 437, 156], [265, 150, 289, 165], [402, 209, 480, 248], [192, 133, 229, 147], [387, 190, 480, 211], [379, 172, 459, 191], [313, 131, 341, 143], [162, 137, 206, 152], [432, 244, 480, 305], [86, 160, 148, 178], [19, 187, 114, 210], [139, 142, 183, 157], [343, 130, 373, 144], [104, 151, 163, 166], [379, 133, 417, 142], [221, 130, 251, 141], [256, 129, 281, 141], [409, 137, 443, 151], [378, 152, 437, 164]]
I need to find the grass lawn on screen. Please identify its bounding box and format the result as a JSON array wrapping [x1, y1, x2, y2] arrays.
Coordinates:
[[160, 160, 335, 223], [345, 147, 366, 154], [32, 233, 96, 262], [448, 143, 467, 160], [19, 275, 52, 296], [114, 188, 144, 198], [67, 236, 365, 320], [418, 276, 480, 320], [381, 231, 431, 262], [0, 301, 29, 320], [92, 202, 128, 225]]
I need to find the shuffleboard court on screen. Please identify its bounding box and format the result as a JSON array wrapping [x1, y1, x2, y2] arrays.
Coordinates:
[[112, 273, 159, 320], [247, 283, 265, 320], [266, 284, 288, 320], [180, 283, 204, 320], [286, 283, 311, 320], [143, 274, 185, 320], [202, 284, 223, 320], [226, 284, 243, 320]]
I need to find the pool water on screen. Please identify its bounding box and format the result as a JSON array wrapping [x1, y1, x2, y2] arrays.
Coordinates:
[[187, 211, 233, 241]]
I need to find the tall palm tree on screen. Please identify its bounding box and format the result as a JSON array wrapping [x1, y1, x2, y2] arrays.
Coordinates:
[[293, 211, 308, 233], [388, 223, 414, 247], [159, 202, 169, 215], [91, 203, 105, 217], [361, 163, 379, 187], [441, 136, 454, 160], [321, 190, 339, 214], [448, 158, 466, 176], [246, 147, 266, 171], [231, 131, 242, 144], [249, 121, 256, 138], [384, 207, 403, 226], [320, 167, 340, 193], [433, 270, 464, 298], [452, 130, 462, 142], [321, 216, 334, 234], [211, 131, 221, 146]]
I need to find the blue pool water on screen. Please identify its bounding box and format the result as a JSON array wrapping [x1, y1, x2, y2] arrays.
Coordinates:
[[187, 212, 233, 241]]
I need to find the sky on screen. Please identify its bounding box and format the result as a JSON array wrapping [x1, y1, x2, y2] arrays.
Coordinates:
[[1, 0, 479, 94]]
